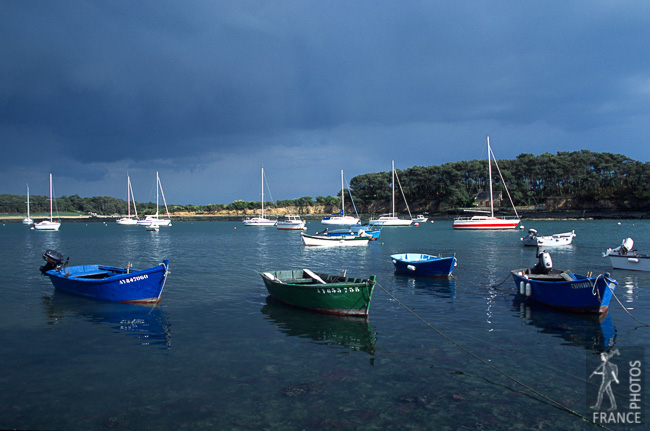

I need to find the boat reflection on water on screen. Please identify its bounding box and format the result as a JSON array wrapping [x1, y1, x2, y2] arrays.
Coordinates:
[[261, 297, 377, 357], [394, 274, 456, 300], [513, 297, 616, 351], [42, 292, 171, 349]]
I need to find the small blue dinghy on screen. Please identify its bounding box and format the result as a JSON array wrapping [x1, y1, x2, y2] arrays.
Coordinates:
[[511, 251, 617, 314], [390, 253, 457, 277], [40, 250, 170, 303]]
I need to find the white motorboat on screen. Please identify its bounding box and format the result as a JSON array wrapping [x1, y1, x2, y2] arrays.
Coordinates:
[[277, 214, 306, 230], [521, 229, 576, 246], [604, 238, 650, 271]]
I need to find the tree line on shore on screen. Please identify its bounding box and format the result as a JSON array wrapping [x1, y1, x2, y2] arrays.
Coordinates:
[[0, 193, 341, 216], [1, 150, 648, 216], [350, 149, 650, 212]]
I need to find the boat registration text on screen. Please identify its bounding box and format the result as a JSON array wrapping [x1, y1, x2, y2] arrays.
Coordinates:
[[119, 274, 149, 285], [317, 287, 361, 294], [571, 281, 592, 290]]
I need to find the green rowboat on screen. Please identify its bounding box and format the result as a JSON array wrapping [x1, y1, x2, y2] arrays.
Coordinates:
[[260, 269, 376, 316]]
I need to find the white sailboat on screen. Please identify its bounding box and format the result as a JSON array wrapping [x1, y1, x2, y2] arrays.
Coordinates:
[[452, 136, 520, 230], [243, 167, 276, 226], [137, 172, 172, 227], [321, 170, 360, 226], [116, 175, 139, 225], [22, 184, 33, 225], [368, 161, 413, 226], [33, 174, 61, 231]]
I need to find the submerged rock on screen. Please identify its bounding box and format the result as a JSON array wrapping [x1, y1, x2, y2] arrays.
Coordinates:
[[284, 382, 323, 397]]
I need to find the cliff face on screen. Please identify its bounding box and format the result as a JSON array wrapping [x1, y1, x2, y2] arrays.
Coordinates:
[[172, 205, 335, 217]]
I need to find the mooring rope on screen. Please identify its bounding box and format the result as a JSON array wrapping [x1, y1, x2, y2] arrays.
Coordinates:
[[609, 288, 650, 327], [490, 272, 513, 288], [375, 280, 613, 430], [589, 274, 650, 327]]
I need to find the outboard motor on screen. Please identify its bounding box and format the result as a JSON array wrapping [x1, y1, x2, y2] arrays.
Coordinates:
[[531, 250, 553, 274], [40, 249, 65, 275], [528, 228, 538, 238], [620, 238, 634, 255]]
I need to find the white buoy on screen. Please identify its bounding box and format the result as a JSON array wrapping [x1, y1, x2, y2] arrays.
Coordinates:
[[525, 282, 532, 297]]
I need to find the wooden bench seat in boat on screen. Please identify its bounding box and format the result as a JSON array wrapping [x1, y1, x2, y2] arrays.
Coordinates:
[[71, 271, 113, 279], [521, 268, 577, 282]]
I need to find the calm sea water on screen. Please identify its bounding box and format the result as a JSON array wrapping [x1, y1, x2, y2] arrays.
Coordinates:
[[1, 219, 649, 430]]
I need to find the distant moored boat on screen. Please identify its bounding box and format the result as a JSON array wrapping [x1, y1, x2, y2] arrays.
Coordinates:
[[22, 184, 33, 225], [33, 174, 61, 231], [453, 137, 520, 230]]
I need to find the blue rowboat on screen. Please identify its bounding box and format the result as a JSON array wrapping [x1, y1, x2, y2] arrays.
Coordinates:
[[390, 253, 457, 277], [40, 250, 170, 303], [511, 251, 617, 314]]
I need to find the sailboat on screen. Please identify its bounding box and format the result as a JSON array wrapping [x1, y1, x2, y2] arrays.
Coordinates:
[[368, 161, 413, 226], [452, 136, 520, 230], [33, 174, 61, 231], [116, 175, 139, 225], [136, 172, 172, 227], [22, 184, 33, 225], [242, 167, 277, 226], [321, 170, 360, 226]]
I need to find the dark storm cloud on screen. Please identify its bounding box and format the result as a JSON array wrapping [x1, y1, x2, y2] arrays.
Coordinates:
[[1, 1, 650, 202]]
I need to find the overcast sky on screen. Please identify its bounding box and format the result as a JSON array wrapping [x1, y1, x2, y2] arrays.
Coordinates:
[[2, 1, 650, 205]]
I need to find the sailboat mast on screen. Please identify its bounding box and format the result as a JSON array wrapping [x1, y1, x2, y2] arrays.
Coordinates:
[[341, 170, 345, 217], [261, 167, 264, 218], [26, 184, 30, 219], [487, 136, 494, 218], [127, 175, 131, 218], [391, 160, 395, 217], [156, 171, 160, 218], [49, 173, 54, 222], [129, 177, 138, 219]]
